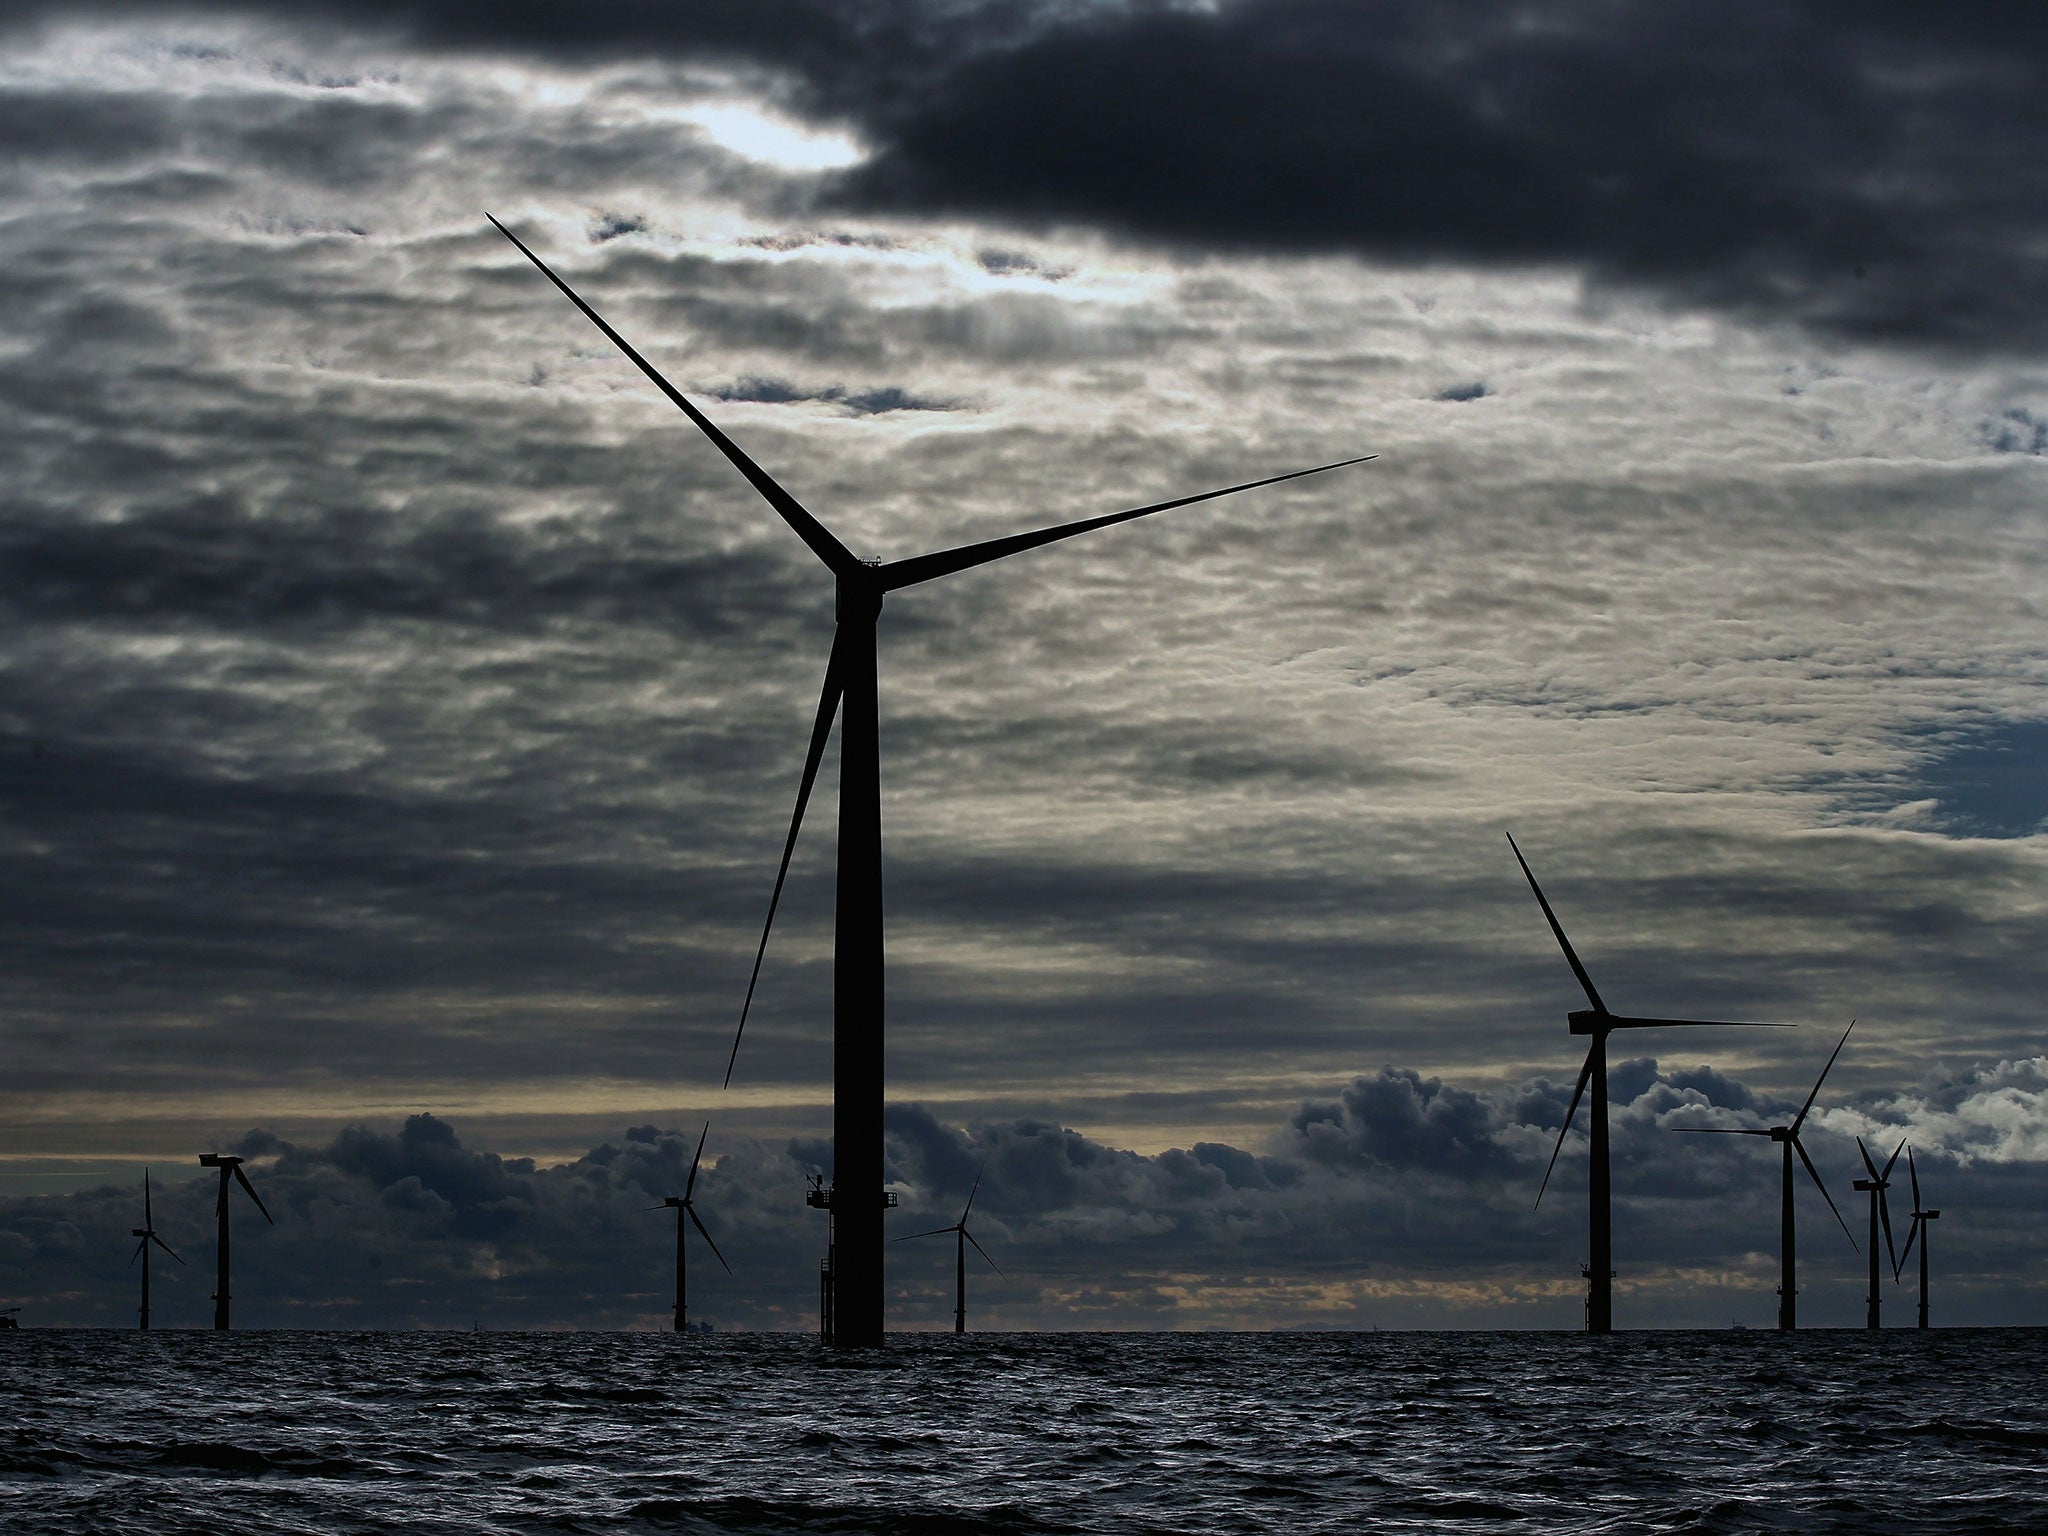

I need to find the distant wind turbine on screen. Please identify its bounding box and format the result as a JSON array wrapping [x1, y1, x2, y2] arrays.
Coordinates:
[[128, 1168, 184, 1331], [198, 1153, 273, 1331], [1508, 832, 1788, 1334], [893, 1163, 1002, 1334], [1672, 1021, 1858, 1330], [489, 213, 1374, 1348], [650, 1123, 729, 1333], [1852, 1136, 1904, 1329], [1895, 1146, 1939, 1330]]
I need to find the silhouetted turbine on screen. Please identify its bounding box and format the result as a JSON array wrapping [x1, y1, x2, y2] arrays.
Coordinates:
[[1509, 832, 1789, 1334], [649, 1122, 730, 1333], [1895, 1145, 1939, 1330], [893, 1163, 1002, 1333], [489, 214, 1374, 1348], [1672, 1021, 1857, 1330], [128, 1168, 184, 1331], [198, 1153, 273, 1331], [1852, 1136, 1903, 1329]]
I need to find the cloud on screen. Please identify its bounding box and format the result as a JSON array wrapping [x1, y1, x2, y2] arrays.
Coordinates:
[[0, 12, 2041, 1329], [1289, 1067, 1520, 1181], [9, 3, 2047, 349], [6, 1052, 2039, 1328], [711, 374, 959, 414]]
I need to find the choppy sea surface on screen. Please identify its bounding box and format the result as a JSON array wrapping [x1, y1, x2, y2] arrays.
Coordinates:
[[5, 1329, 2046, 1535]]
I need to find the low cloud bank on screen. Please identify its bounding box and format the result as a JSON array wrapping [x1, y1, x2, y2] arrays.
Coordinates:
[[5, 1055, 2041, 1330]]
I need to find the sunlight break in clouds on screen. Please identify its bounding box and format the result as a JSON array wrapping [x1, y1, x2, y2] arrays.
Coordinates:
[[678, 101, 865, 171]]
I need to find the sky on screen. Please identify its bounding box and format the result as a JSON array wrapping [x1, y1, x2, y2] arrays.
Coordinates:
[[0, 0, 2043, 1331]]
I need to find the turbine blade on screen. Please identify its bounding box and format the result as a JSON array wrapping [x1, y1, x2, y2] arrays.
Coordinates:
[[1535, 1047, 1597, 1209], [891, 1226, 958, 1243], [964, 1228, 1005, 1278], [1896, 1213, 1919, 1279], [1602, 1017, 1789, 1030], [145, 1168, 152, 1226], [726, 633, 845, 1087], [129, 1237, 145, 1268], [1792, 1019, 1854, 1135], [153, 1234, 186, 1266], [686, 1207, 733, 1275], [1505, 832, 1608, 1016], [485, 215, 858, 578], [1878, 1183, 1898, 1274], [685, 1121, 710, 1203], [232, 1163, 275, 1225], [1670, 1127, 1772, 1135], [877, 456, 1376, 593], [1857, 1136, 1881, 1182], [1882, 1135, 1906, 1182], [961, 1162, 985, 1224], [1907, 1144, 1921, 1210], [1795, 1136, 1857, 1251]]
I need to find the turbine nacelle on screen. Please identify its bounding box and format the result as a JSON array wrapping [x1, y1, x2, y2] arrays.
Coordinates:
[[200, 1152, 275, 1225], [835, 574, 883, 625]]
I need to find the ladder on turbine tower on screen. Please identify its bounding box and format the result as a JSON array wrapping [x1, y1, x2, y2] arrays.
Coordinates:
[[1580, 1263, 1616, 1332], [807, 1176, 898, 1343]]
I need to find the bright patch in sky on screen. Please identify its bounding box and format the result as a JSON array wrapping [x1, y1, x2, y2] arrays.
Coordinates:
[[681, 102, 863, 170]]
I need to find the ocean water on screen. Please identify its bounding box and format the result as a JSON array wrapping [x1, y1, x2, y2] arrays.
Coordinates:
[[4, 1329, 2046, 1535]]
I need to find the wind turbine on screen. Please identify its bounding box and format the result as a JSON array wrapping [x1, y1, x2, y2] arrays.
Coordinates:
[[1508, 832, 1787, 1334], [650, 1123, 729, 1333], [489, 214, 1374, 1348], [893, 1164, 1002, 1334], [198, 1153, 273, 1331], [1895, 1146, 1939, 1330], [128, 1168, 184, 1331], [1852, 1135, 1903, 1329], [1671, 1021, 1858, 1330]]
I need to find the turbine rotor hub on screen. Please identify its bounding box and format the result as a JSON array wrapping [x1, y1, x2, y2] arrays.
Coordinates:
[[835, 572, 883, 624]]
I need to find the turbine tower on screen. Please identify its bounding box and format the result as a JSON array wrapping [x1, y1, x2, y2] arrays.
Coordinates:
[[1672, 1020, 1858, 1329], [490, 214, 1373, 1348], [128, 1168, 184, 1331], [198, 1153, 273, 1331], [893, 1164, 1002, 1333], [651, 1123, 729, 1333], [1895, 1146, 1939, 1330], [1508, 832, 1786, 1334], [1851, 1136, 1903, 1329]]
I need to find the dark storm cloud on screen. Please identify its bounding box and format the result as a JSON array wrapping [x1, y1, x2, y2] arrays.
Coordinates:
[[10, 2, 2044, 349], [710, 375, 959, 416], [1291, 1068, 1520, 1181], [826, 0, 2048, 353]]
